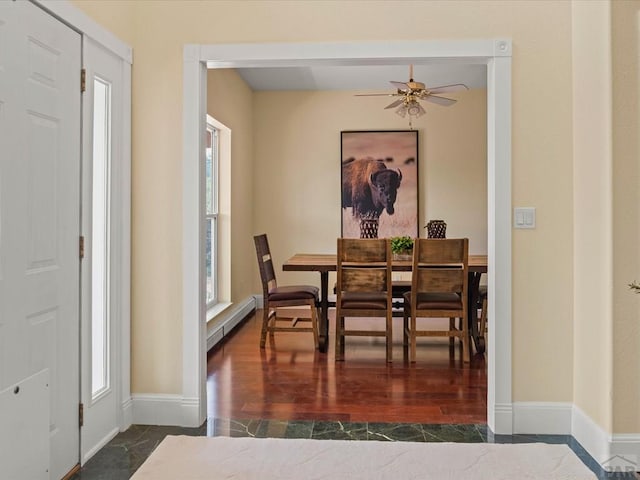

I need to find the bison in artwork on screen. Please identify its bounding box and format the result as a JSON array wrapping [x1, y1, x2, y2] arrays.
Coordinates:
[[342, 158, 402, 219]]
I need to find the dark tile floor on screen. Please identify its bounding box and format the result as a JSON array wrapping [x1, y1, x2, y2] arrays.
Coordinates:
[[71, 418, 638, 479]]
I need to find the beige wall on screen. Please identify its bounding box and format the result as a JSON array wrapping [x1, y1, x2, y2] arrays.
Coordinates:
[[611, 0, 640, 433], [423, 89, 487, 254], [571, 0, 640, 435], [206, 70, 255, 305], [72, 0, 585, 421], [253, 88, 487, 293]]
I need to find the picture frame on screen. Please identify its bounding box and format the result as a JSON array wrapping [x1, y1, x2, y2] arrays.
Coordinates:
[[341, 130, 419, 239]]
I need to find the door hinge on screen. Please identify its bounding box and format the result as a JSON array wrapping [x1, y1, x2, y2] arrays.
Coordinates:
[[81, 68, 86, 93], [79, 403, 84, 427], [79, 236, 85, 259]]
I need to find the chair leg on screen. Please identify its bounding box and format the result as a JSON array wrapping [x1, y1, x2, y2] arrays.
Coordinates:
[[461, 315, 470, 363], [335, 312, 343, 361], [310, 301, 320, 349], [410, 315, 417, 363], [449, 317, 455, 348], [480, 298, 487, 338], [403, 311, 409, 347], [386, 312, 392, 363], [260, 304, 270, 348]]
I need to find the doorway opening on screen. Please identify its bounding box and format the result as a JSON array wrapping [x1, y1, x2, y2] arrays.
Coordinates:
[[183, 39, 512, 434]]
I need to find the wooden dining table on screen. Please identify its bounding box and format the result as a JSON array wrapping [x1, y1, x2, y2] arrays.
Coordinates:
[[283, 253, 488, 354]]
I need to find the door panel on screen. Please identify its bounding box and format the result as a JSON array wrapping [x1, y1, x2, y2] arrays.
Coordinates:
[[0, 370, 50, 480], [0, 1, 81, 478]]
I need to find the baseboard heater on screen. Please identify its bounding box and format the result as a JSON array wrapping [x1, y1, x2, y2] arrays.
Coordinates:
[[206, 296, 256, 351]]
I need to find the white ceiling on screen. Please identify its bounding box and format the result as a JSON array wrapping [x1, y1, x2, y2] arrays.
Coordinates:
[[235, 64, 487, 91]]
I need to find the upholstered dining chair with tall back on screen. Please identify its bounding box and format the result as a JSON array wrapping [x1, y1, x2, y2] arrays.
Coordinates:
[[335, 238, 393, 362], [254, 234, 319, 349], [403, 238, 470, 363]]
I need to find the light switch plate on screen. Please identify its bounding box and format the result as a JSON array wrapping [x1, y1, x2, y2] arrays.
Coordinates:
[[514, 207, 536, 229]]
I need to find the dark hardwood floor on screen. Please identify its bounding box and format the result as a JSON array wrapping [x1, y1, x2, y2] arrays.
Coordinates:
[[207, 310, 487, 424], [76, 312, 627, 480]]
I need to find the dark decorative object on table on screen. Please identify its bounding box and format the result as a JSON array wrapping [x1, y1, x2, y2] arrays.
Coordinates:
[[425, 219, 447, 238], [359, 212, 380, 238]]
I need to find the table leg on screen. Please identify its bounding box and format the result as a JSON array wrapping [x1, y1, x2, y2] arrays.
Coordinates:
[[318, 271, 329, 353], [468, 272, 485, 355]]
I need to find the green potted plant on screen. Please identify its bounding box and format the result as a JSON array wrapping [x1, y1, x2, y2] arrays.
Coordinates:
[[390, 236, 414, 260]]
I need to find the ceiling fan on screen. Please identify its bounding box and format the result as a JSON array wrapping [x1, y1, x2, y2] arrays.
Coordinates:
[[356, 65, 469, 120]]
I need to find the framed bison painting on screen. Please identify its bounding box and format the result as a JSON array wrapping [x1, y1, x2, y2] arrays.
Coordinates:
[[341, 130, 418, 239]]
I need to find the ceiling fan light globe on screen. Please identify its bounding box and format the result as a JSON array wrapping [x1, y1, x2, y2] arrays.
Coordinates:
[[407, 103, 422, 116], [395, 105, 408, 118]]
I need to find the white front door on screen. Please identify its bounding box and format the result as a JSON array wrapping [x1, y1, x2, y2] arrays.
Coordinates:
[[80, 36, 124, 462], [0, 1, 81, 478]]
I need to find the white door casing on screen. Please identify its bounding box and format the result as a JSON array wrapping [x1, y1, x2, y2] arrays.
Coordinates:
[[0, 1, 81, 478], [183, 40, 512, 433]]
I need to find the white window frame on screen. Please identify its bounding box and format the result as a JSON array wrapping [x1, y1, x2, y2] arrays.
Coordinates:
[[90, 75, 112, 400], [205, 116, 220, 308]]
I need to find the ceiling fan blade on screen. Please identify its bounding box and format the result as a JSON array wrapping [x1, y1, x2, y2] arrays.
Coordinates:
[[427, 83, 469, 94], [354, 93, 399, 97], [425, 95, 457, 106], [390, 81, 409, 91], [384, 98, 405, 109]]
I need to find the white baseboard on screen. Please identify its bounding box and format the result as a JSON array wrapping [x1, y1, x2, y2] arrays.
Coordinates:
[[132, 394, 184, 426], [206, 296, 256, 351], [131, 394, 207, 428], [572, 405, 640, 471], [609, 433, 640, 472], [572, 405, 610, 466], [513, 402, 572, 434], [181, 396, 202, 427], [491, 402, 513, 434], [130, 386, 231, 428], [498, 402, 640, 471], [121, 396, 133, 431]]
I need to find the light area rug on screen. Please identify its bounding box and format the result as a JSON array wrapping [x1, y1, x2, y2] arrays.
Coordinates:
[[130, 435, 597, 479]]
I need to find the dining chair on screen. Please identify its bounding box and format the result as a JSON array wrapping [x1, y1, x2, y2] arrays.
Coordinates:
[[335, 238, 393, 362], [477, 284, 488, 346], [403, 238, 470, 363], [254, 234, 319, 349]]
